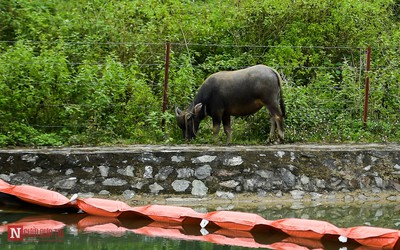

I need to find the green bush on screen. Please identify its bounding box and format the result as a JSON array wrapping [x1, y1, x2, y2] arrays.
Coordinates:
[[0, 0, 399, 146]]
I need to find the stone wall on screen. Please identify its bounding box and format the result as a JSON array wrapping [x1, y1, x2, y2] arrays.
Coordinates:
[[0, 144, 399, 199]]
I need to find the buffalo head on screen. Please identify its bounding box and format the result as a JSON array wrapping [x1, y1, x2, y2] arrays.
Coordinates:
[[175, 103, 203, 140]]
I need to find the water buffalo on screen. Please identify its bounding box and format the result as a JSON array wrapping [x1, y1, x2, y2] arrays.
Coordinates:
[[175, 64, 286, 143]]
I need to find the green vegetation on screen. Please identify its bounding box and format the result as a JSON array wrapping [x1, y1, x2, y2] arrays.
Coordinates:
[[0, 0, 399, 146]]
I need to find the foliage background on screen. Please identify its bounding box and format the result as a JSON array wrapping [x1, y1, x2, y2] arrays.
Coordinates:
[[0, 0, 399, 146]]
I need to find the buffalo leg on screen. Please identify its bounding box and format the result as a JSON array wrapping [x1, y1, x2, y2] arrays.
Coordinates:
[[269, 116, 277, 143], [222, 116, 232, 144], [270, 115, 284, 143], [212, 119, 221, 142], [275, 115, 284, 142], [267, 104, 284, 143]]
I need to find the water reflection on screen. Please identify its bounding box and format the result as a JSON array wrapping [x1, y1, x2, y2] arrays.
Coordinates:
[[0, 201, 399, 249]]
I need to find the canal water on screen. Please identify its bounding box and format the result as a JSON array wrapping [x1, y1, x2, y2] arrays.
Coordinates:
[[1, 200, 399, 249]]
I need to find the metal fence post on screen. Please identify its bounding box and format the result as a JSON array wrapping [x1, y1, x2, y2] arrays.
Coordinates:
[[363, 45, 371, 129], [162, 41, 171, 131]]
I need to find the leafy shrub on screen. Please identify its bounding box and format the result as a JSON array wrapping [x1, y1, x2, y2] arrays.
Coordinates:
[[0, 0, 399, 146]]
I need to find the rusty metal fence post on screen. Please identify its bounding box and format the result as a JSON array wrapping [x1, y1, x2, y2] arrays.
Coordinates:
[[162, 41, 171, 131], [363, 45, 371, 129]]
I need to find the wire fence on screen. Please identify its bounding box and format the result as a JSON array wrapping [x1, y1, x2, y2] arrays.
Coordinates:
[[1, 40, 399, 142]]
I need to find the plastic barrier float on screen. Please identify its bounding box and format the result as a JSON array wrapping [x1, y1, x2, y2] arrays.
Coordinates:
[[0, 179, 399, 249]]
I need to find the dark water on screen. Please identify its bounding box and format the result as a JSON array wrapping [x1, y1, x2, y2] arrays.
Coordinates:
[[1, 202, 399, 249]]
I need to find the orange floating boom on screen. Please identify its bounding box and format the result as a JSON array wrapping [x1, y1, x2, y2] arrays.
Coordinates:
[[0, 179, 399, 249]]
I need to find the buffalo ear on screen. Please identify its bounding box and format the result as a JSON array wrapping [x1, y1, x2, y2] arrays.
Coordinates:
[[194, 103, 203, 115]]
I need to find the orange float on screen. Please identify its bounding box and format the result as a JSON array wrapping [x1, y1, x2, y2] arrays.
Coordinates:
[[76, 197, 132, 217], [270, 218, 345, 240], [135, 204, 203, 223], [204, 210, 272, 231], [0, 179, 72, 208]]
